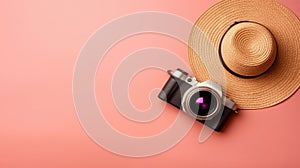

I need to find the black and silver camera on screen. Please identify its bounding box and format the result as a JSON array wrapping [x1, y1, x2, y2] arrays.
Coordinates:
[[158, 69, 238, 131]]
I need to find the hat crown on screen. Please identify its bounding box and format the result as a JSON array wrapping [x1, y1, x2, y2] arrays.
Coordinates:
[[220, 22, 277, 77]]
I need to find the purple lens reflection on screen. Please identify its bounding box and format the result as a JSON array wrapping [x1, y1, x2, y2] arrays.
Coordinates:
[[196, 97, 204, 104], [195, 97, 209, 110]]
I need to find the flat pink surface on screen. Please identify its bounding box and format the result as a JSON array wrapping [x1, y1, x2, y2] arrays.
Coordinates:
[[1, 0, 300, 167]]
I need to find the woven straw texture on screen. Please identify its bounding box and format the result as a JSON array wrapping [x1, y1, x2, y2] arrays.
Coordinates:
[[188, 0, 300, 109]]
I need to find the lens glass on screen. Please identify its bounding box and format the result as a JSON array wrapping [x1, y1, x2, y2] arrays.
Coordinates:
[[189, 90, 218, 117]]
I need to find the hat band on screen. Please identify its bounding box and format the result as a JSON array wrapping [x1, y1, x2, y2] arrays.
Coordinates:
[[218, 21, 278, 79]]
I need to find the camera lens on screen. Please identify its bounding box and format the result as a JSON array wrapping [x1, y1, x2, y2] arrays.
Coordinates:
[[189, 91, 218, 117]]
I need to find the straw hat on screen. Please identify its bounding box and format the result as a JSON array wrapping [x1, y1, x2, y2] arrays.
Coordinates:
[[188, 0, 300, 109]]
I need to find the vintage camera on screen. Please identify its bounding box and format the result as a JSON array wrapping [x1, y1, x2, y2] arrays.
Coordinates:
[[158, 69, 238, 131]]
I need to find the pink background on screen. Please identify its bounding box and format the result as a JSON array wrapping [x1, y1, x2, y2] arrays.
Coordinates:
[[1, 0, 300, 167]]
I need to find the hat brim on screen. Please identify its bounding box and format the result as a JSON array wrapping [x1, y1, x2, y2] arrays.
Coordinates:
[[188, 0, 300, 109]]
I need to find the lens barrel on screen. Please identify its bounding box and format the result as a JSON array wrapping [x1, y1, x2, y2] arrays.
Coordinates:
[[183, 87, 222, 120]]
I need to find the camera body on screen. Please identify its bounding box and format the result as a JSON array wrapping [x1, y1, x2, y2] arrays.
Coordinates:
[[158, 69, 238, 131]]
